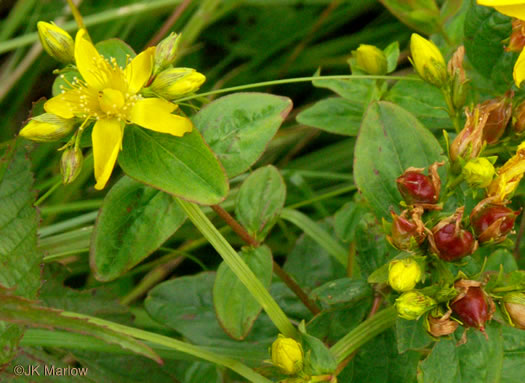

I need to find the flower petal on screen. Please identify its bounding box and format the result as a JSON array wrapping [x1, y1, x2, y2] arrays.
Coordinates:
[[44, 93, 76, 119], [129, 98, 193, 136], [92, 118, 123, 190], [74, 28, 109, 90], [125, 47, 155, 94], [514, 47, 525, 87], [495, 4, 525, 19]]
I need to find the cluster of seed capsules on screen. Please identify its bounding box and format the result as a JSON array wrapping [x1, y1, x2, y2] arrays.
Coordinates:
[[386, 157, 523, 339]]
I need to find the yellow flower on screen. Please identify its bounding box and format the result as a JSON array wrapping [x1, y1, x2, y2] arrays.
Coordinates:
[[409, 33, 447, 87], [354, 44, 387, 75], [488, 141, 525, 201], [271, 334, 303, 375], [463, 157, 496, 188], [388, 258, 422, 292], [514, 46, 525, 87], [478, 1, 525, 20], [37, 21, 75, 63], [40, 29, 193, 190]]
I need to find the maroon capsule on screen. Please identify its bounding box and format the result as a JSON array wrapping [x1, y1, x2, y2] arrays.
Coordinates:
[[451, 287, 489, 331], [396, 171, 437, 204], [388, 210, 425, 250], [481, 94, 512, 145], [434, 223, 475, 261], [471, 204, 520, 243]]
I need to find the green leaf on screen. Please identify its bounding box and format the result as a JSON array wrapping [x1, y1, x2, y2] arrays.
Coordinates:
[[235, 165, 286, 241], [0, 289, 161, 364], [501, 326, 525, 383], [213, 246, 273, 340], [379, 0, 441, 35], [96, 38, 136, 67], [299, 324, 337, 375], [396, 317, 433, 354], [119, 125, 229, 206], [313, 76, 380, 107], [90, 176, 186, 281], [464, 2, 516, 92], [385, 80, 452, 132], [354, 101, 445, 219], [145, 272, 275, 362], [0, 142, 40, 364], [384, 41, 400, 73], [484, 249, 518, 273], [296, 97, 362, 136], [310, 278, 372, 307], [334, 201, 367, 243], [418, 322, 504, 383], [193, 92, 293, 178]]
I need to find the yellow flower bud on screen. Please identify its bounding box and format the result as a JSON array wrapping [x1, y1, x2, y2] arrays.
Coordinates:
[[271, 334, 303, 375], [395, 291, 436, 320], [354, 44, 387, 75], [388, 258, 422, 292], [409, 33, 447, 87], [154, 32, 181, 73], [19, 113, 75, 142], [463, 158, 496, 188], [37, 22, 74, 64], [150, 68, 206, 99], [60, 147, 84, 184]]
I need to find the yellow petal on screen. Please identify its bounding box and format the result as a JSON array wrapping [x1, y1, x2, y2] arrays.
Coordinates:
[[495, 4, 525, 19], [126, 47, 155, 94], [129, 98, 193, 136], [514, 48, 525, 87], [44, 92, 76, 119], [478, 1, 525, 5], [75, 28, 109, 90], [92, 118, 123, 190]]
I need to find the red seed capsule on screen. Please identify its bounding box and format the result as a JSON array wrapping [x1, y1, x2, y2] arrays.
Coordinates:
[[388, 209, 426, 250], [397, 171, 437, 204], [451, 286, 489, 332], [471, 203, 520, 243], [434, 223, 476, 261]]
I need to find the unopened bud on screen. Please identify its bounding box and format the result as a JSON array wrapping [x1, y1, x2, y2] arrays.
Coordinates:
[[462, 157, 495, 188], [448, 46, 468, 109], [37, 22, 74, 64], [354, 44, 387, 75], [271, 335, 303, 375], [503, 292, 525, 329], [150, 68, 206, 99], [395, 291, 437, 320], [60, 147, 83, 184], [388, 258, 422, 292], [19, 113, 75, 142], [409, 33, 447, 87], [154, 32, 181, 72], [450, 105, 486, 162]]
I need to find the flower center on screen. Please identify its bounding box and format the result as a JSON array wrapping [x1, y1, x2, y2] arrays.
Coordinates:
[[98, 88, 125, 115]]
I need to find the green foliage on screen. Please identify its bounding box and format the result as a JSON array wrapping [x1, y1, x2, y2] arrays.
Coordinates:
[[214, 246, 273, 340], [194, 93, 293, 178], [354, 101, 445, 218], [90, 176, 186, 281], [119, 126, 229, 205]]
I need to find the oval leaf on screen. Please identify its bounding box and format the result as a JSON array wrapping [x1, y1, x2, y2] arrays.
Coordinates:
[[119, 125, 229, 205], [193, 92, 293, 178], [296, 97, 362, 136], [354, 101, 445, 218], [235, 165, 286, 242], [90, 176, 186, 282], [213, 246, 273, 340]]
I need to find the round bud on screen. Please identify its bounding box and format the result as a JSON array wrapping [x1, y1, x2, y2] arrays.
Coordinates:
[[388, 258, 422, 292], [271, 335, 303, 375]]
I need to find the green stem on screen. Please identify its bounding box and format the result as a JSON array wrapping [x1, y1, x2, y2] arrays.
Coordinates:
[[286, 183, 355, 209], [176, 75, 420, 103], [34, 180, 62, 207], [441, 87, 461, 133], [177, 198, 297, 338], [330, 306, 397, 364], [50, 312, 273, 383], [38, 210, 98, 238], [43, 248, 89, 263], [280, 208, 347, 266], [39, 199, 103, 215]]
